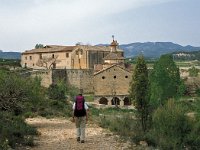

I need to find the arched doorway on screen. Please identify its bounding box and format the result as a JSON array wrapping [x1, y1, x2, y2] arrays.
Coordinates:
[[99, 97, 108, 105], [124, 97, 131, 105], [111, 97, 120, 105]]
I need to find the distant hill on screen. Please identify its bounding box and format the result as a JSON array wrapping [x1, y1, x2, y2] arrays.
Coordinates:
[[1, 42, 200, 59], [119, 42, 200, 58], [0, 51, 21, 59]]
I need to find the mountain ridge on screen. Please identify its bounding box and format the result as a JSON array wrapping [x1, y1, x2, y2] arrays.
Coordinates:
[[1, 42, 200, 59], [119, 42, 200, 58]]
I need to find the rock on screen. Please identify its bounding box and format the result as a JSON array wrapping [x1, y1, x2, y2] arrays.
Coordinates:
[[139, 140, 148, 147]]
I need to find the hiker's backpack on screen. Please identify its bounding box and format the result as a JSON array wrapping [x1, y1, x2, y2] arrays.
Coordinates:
[[74, 95, 86, 117]]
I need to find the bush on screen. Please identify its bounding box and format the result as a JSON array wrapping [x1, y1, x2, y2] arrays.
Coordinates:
[[188, 66, 199, 77], [97, 108, 136, 140], [47, 80, 67, 100], [0, 112, 37, 149], [148, 99, 192, 149]]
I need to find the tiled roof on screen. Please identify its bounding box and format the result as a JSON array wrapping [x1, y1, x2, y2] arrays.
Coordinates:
[[22, 45, 123, 54], [94, 64, 130, 76], [22, 45, 75, 54]]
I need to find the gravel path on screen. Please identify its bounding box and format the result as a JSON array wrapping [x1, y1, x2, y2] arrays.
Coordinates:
[[22, 117, 132, 150]]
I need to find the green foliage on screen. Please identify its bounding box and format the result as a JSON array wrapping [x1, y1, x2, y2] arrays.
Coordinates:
[[97, 108, 136, 139], [149, 54, 181, 109], [177, 79, 187, 97], [129, 55, 150, 132], [188, 66, 199, 77], [0, 112, 37, 149], [35, 44, 44, 49], [67, 85, 79, 101], [0, 59, 20, 67], [149, 99, 192, 149], [47, 80, 67, 100]]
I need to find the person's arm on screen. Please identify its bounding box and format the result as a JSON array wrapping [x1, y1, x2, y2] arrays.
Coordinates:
[[72, 103, 75, 122], [84, 102, 89, 122]]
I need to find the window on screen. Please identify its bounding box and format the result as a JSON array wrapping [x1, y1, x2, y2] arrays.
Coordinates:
[[125, 75, 128, 78], [80, 49, 83, 55], [52, 54, 54, 58], [29, 56, 32, 60], [66, 53, 69, 58], [33, 63, 34, 66], [102, 76, 105, 79], [114, 75, 116, 79]]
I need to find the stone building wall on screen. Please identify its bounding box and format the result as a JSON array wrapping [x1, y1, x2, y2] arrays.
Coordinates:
[[94, 65, 132, 96], [52, 69, 94, 93], [30, 70, 52, 88], [93, 65, 132, 106]]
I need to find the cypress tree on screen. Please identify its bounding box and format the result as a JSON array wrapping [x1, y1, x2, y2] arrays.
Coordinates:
[[129, 55, 149, 132]]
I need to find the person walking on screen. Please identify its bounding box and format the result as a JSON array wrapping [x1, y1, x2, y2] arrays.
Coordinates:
[[72, 93, 88, 143]]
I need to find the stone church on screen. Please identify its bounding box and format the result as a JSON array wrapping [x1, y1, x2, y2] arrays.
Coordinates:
[[21, 38, 132, 106]]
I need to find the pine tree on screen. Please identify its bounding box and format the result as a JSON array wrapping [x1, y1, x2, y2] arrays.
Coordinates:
[[129, 55, 149, 132]]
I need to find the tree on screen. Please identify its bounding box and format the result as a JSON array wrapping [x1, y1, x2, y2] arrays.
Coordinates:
[[36, 55, 61, 69], [129, 55, 149, 132], [188, 66, 199, 77], [35, 44, 44, 49], [149, 54, 181, 108], [150, 99, 192, 149]]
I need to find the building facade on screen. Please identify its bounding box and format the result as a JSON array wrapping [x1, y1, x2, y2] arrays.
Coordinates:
[[21, 39, 132, 106]]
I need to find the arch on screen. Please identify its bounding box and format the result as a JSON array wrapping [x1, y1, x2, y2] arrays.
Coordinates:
[[123, 97, 131, 105], [99, 97, 108, 105], [111, 97, 120, 105]]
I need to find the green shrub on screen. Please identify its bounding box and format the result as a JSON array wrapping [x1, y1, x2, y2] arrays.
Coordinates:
[[47, 84, 65, 100], [149, 99, 192, 149], [188, 66, 199, 77], [97, 109, 136, 140], [0, 112, 37, 149]]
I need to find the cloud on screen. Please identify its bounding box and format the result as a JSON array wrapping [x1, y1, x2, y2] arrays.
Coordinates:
[[0, 0, 190, 51]]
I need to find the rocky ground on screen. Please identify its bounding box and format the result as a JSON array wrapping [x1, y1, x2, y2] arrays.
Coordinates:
[[19, 117, 135, 150]]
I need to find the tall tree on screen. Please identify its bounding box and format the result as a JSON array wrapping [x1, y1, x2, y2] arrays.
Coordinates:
[[129, 55, 149, 132], [149, 54, 180, 108], [35, 44, 44, 49]]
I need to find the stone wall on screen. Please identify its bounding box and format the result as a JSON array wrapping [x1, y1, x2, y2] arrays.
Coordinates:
[[52, 69, 94, 94], [94, 65, 132, 96], [30, 70, 52, 88]]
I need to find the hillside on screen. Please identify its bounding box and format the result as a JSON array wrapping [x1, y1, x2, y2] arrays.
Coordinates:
[[0, 51, 21, 59], [120, 42, 200, 58], [1, 42, 200, 59]]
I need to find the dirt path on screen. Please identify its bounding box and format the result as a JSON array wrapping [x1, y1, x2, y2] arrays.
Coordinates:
[[21, 117, 133, 150]]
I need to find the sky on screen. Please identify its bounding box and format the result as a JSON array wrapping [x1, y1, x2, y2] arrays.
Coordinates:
[[0, 0, 200, 52]]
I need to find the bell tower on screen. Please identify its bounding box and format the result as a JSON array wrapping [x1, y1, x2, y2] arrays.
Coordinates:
[[110, 35, 118, 52]]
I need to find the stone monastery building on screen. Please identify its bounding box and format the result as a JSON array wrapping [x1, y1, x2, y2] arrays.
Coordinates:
[[21, 39, 132, 106]]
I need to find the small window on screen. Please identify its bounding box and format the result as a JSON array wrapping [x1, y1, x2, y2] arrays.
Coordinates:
[[102, 76, 105, 79], [29, 56, 32, 60], [80, 49, 83, 55], [33, 63, 34, 66], [52, 54, 54, 58], [66, 53, 69, 58], [125, 76, 128, 78], [114, 76, 116, 79]]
